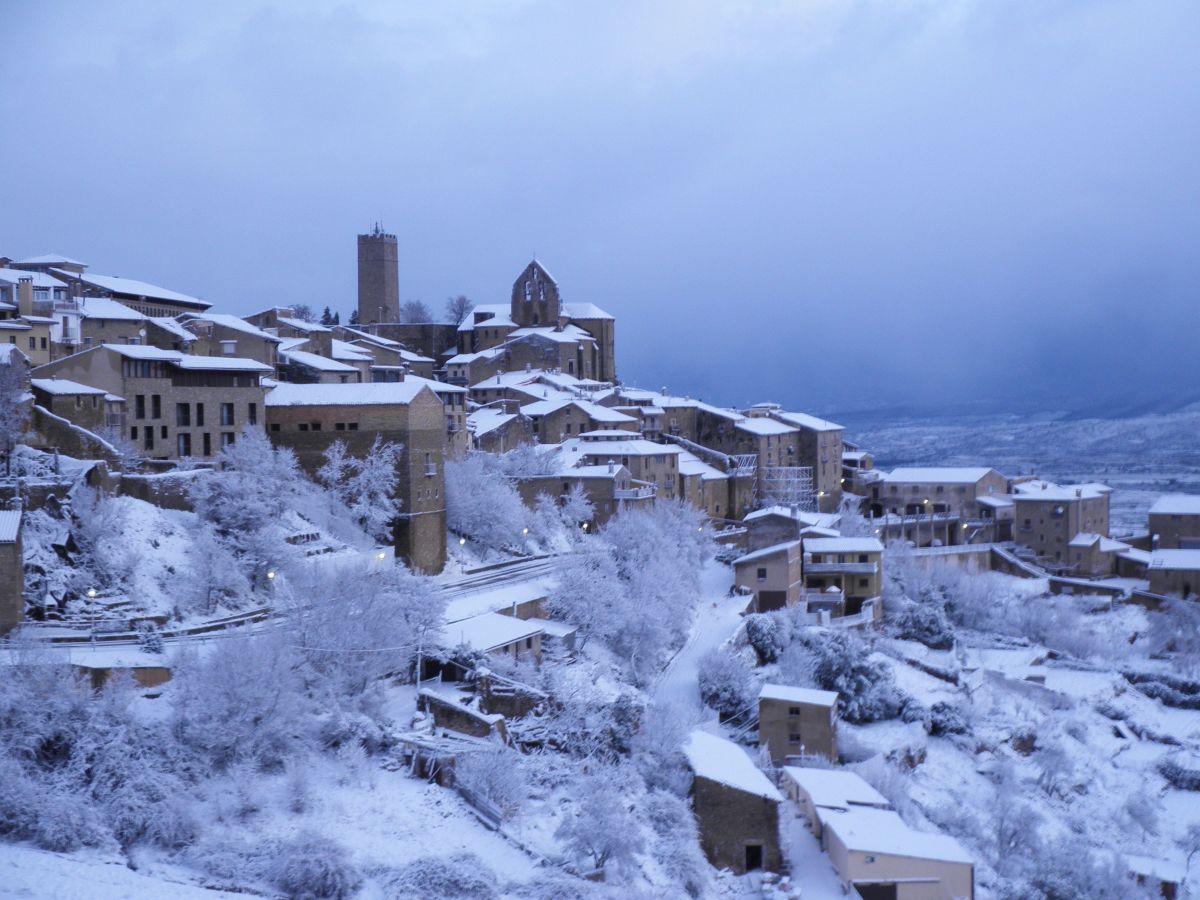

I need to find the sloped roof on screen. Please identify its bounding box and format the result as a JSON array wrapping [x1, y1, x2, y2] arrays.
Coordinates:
[[183, 313, 282, 342], [17, 253, 87, 267], [885, 467, 998, 484], [265, 380, 430, 407], [281, 348, 359, 373], [79, 297, 145, 321], [0, 510, 21, 543], [0, 267, 69, 288], [683, 730, 782, 801], [69, 272, 209, 308], [1150, 494, 1200, 516]]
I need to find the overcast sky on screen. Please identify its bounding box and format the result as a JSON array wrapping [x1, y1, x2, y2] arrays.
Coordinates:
[[2, 1, 1197, 415]]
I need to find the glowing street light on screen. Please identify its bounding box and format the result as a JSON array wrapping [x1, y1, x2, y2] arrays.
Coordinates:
[[86, 588, 96, 599], [266, 570, 276, 581], [377, 551, 387, 560], [459, 537, 466, 546], [522, 527, 529, 536]]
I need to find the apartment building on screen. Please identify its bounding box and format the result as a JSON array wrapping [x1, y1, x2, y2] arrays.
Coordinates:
[[179, 313, 282, 368], [520, 398, 637, 444], [802, 536, 884, 613], [32, 344, 270, 460], [513, 462, 652, 527], [264, 380, 449, 573], [1012, 480, 1111, 564], [758, 683, 838, 763], [558, 431, 682, 500]]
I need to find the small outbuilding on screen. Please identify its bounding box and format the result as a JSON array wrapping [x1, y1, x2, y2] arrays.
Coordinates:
[[1148, 550, 1200, 598], [758, 682, 838, 763], [683, 729, 783, 875]]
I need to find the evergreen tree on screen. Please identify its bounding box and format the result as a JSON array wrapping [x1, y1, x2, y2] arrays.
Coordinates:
[[319, 306, 334, 327], [348, 309, 360, 325]]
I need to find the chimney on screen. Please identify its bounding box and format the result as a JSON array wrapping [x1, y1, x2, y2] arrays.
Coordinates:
[[397, 363, 407, 382], [608, 460, 614, 474], [17, 277, 33, 317], [1075, 488, 1081, 498]]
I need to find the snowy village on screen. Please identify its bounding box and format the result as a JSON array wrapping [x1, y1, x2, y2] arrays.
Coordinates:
[[1, 235, 1199, 900], [4, 3, 1200, 899]]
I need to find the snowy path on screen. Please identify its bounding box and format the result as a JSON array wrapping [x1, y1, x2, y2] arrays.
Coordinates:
[[652, 558, 744, 717]]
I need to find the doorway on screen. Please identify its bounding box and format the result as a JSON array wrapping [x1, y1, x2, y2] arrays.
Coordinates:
[[744, 844, 763, 872], [856, 884, 898, 900]]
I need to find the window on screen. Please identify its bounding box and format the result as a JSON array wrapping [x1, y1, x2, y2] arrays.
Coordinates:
[[221, 432, 235, 448], [335, 422, 345, 431], [195, 403, 204, 426], [202, 433, 211, 456], [788, 706, 801, 716], [177, 433, 191, 457], [151, 395, 161, 419], [425, 453, 436, 476], [144, 427, 154, 450], [220, 403, 234, 426], [40, 337, 47, 349], [27, 337, 35, 350], [130, 426, 138, 440], [347, 422, 358, 431], [310, 422, 321, 431], [299, 423, 309, 432], [756, 567, 767, 582], [858, 577, 868, 587], [160, 425, 167, 439], [220, 340, 237, 355], [248, 403, 257, 426], [788, 732, 802, 744], [135, 395, 145, 419], [270, 423, 281, 432], [176, 403, 190, 427]]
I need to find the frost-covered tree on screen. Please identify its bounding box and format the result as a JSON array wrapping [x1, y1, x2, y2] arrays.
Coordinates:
[[555, 769, 645, 873], [71, 488, 136, 591], [285, 559, 445, 705], [642, 791, 710, 898], [549, 550, 624, 651], [317, 436, 403, 542], [289, 303, 316, 323], [782, 630, 906, 724], [445, 453, 531, 551], [188, 428, 309, 576], [744, 612, 789, 663], [453, 747, 527, 820], [697, 648, 754, 717], [185, 524, 250, 615]]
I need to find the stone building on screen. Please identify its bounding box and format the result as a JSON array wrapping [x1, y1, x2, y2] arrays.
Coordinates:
[[559, 431, 682, 500], [264, 380, 449, 573], [1149, 494, 1200, 550], [1012, 480, 1111, 565], [514, 462, 654, 527], [683, 730, 783, 875], [0, 509, 22, 633], [357, 225, 400, 325], [30, 378, 124, 435], [32, 344, 270, 460], [733, 541, 803, 612], [758, 683, 838, 763], [179, 313, 282, 368], [802, 536, 884, 613], [519, 398, 637, 444], [1148, 551, 1200, 598]]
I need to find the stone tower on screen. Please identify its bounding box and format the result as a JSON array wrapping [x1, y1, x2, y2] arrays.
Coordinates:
[[357, 225, 400, 324], [510, 259, 561, 328]]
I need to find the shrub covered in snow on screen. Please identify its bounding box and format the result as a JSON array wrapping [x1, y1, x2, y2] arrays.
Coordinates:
[[264, 830, 361, 899], [555, 769, 646, 873], [787, 631, 906, 724], [642, 791, 710, 898], [697, 648, 754, 718], [380, 853, 498, 900], [453, 748, 527, 820], [744, 613, 788, 663]]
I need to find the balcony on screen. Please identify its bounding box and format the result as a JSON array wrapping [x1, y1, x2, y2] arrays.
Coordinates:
[[615, 484, 656, 501], [803, 561, 878, 575]]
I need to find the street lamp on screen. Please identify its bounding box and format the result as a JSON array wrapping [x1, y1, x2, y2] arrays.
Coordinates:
[[266, 570, 276, 581], [522, 527, 529, 536], [86, 588, 96, 599], [459, 537, 466, 546], [377, 551, 387, 560]]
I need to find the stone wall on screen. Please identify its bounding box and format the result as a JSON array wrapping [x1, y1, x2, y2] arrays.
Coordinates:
[[692, 776, 782, 874]]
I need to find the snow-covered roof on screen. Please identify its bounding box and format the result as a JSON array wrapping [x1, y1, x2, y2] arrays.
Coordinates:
[[277, 337, 308, 352], [174, 356, 273, 373], [1126, 855, 1185, 884], [183, 313, 282, 342], [0, 345, 29, 364], [149, 317, 197, 342], [508, 325, 595, 345], [744, 506, 839, 528], [736, 417, 797, 437], [1068, 533, 1129, 553], [281, 348, 359, 373], [447, 346, 507, 366], [1149, 550, 1200, 572], [773, 411, 844, 432], [733, 541, 800, 566], [843, 450, 870, 461], [803, 537, 883, 555], [1011, 480, 1109, 501], [277, 316, 331, 333], [885, 467, 998, 484], [519, 399, 636, 423], [561, 301, 614, 320], [441, 612, 544, 653], [265, 380, 431, 407], [759, 683, 838, 707], [1118, 547, 1151, 564], [975, 495, 1013, 509], [677, 450, 726, 481], [68, 272, 209, 308], [817, 806, 972, 865], [408, 374, 466, 396], [16, 253, 86, 267], [683, 730, 782, 801], [31, 378, 107, 396], [1150, 494, 1200, 516], [337, 326, 398, 347], [0, 320, 31, 331], [458, 304, 514, 332], [467, 408, 517, 438], [79, 297, 145, 321], [102, 344, 181, 361], [330, 339, 374, 362], [0, 267, 69, 288], [564, 435, 681, 458], [0, 510, 22, 543], [781, 767, 889, 811]]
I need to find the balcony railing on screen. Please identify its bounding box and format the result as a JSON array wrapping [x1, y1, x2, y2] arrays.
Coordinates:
[[615, 485, 656, 500], [803, 561, 878, 575]]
